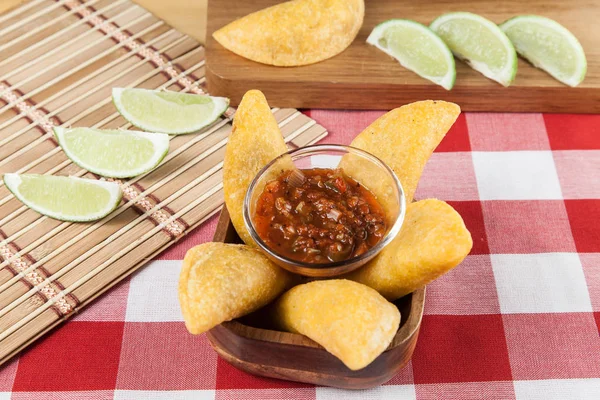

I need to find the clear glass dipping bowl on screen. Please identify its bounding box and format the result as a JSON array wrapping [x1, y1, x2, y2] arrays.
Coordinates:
[[243, 144, 406, 277]]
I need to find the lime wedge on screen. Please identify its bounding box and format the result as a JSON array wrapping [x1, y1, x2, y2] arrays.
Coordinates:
[[54, 127, 169, 178], [430, 12, 517, 86], [3, 174, 122, 222], [500, 15, 586, 87], [367, 19, 456, 90], [112, 88, 229, 135]]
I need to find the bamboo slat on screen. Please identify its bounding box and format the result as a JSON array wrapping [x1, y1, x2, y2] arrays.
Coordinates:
[[0, 0, 328, 365]]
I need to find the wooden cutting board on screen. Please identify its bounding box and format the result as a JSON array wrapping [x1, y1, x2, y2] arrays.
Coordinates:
[[206, 0, 600, 113], [0, 0, 327, 365]]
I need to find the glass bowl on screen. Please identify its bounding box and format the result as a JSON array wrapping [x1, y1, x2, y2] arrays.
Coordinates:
[[243, 144, 406, 277]]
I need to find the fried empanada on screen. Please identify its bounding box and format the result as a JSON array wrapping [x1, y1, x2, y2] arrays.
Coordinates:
[[223, 90, 288, 246], [273, 279, 400, 370], [179, 242, 294, 334], [350, 101, 460, 203], [213, 0, 364, 66], [345, 199, 473, 300]]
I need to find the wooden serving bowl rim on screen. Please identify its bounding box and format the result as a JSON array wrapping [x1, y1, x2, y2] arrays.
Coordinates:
[[213, 207, 426, 352]]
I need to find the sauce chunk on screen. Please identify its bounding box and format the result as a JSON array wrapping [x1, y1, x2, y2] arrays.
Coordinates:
[[254, 168, 387, 264]]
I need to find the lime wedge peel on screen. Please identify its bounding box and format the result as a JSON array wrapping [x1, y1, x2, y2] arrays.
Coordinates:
[[54, 127, 170, 178], [431, 12, 518, 87], [3, 174, 122, 222], [500, 15, 586, 87], [112, 88, 229, 135], [368, 19, 456, 90]]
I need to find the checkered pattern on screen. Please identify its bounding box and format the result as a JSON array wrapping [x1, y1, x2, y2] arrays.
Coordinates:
[[2, 111, 599, 399]]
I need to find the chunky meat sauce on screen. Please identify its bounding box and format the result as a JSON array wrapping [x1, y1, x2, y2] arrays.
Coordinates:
[[254, 168, 387, 264]]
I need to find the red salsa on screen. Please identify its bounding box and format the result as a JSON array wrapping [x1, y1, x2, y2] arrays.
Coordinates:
[[254, 168, 387, 264]]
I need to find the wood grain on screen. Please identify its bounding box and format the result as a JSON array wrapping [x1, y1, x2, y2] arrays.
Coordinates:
[[0, 0, 28, 14], [206, 0, 600, 112], [207, 207, 425, 389], [0, 0, 208, 43]]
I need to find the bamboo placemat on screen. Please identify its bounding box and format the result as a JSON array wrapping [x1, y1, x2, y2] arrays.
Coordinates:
[[0, 0, 328, 365]]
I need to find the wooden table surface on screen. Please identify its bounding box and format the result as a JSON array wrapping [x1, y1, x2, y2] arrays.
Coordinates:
[[0, 0, 208, 43], [204, 0, 600, 112]]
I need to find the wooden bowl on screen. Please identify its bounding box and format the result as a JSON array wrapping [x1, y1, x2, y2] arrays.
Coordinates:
[[207, 207, 425, 389]]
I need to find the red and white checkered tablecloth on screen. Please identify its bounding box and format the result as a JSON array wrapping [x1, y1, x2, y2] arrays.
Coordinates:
[[1, 110, 599, 399]]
